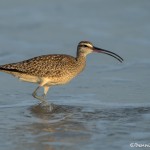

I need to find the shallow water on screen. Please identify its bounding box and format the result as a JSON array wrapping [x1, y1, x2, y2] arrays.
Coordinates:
[[0, 0, 150, 150], [1, 103, 150, 150]]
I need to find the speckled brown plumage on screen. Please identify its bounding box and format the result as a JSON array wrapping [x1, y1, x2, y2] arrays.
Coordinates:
[[0, 41, 123, 110], [0, 54, 84, 77], [0, 54, 86, 85]]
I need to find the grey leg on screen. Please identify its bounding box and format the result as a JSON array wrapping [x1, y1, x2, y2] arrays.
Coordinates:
[[43, 86, 54, 111], [32, 86, 54, 112], [32, 86, 47, 103]]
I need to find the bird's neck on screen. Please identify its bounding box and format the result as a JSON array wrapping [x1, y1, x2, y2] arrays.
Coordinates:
[[76, 53, 86, 72], [76, 52, 86, 61]]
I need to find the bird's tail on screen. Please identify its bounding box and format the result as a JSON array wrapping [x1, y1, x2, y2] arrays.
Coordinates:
[[0, 64, 20, 74]]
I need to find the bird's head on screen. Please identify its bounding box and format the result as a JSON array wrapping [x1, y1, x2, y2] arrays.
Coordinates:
[[77, 41, 123, 62]]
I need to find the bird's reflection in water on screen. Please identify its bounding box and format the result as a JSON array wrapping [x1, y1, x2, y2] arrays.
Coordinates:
[[29, 103, 82, 122], [25, 104, 90, 150]]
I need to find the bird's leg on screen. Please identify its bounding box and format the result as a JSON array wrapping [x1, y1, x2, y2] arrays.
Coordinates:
[[42, 86, 54, 112], [32, 85, 54, 112], [32, 86, 47, 104], [42, 85, 49, 99], [40, 85, 50, 105]]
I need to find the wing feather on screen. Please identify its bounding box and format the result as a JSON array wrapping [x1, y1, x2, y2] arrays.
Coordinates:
[[0, 54, 77, 77]]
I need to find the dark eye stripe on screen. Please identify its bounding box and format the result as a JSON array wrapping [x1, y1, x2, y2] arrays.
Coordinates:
[[83, 45, 88, 47]]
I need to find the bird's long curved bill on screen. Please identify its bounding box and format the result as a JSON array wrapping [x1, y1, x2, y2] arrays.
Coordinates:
[[93, 47, 123, 63]]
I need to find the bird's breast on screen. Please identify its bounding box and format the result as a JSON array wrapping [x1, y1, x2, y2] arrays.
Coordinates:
[[45, 64, 86, 86]]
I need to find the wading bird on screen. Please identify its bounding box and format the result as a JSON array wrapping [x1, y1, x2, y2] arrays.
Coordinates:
[[0, 41, 123, 111]]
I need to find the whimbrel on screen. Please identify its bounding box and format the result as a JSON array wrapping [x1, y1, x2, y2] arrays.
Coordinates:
[[0, 41, 123, 111]]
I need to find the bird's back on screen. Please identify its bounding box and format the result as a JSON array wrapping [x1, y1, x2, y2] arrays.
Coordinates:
[[0, 54, 86, 82]]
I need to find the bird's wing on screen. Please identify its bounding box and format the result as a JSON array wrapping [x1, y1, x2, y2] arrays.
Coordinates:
[[0, 54, 77, 77]]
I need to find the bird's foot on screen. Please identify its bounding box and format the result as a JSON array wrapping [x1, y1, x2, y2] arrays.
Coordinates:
[[39, 102, 55, 113], [32, 92, 47, 103]]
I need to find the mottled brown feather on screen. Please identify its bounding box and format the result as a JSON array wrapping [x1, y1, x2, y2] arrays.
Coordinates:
[[0, 54, 86, 79]]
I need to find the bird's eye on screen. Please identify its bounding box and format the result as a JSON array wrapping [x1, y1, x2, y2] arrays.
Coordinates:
[[83, 45, 88, 47]]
